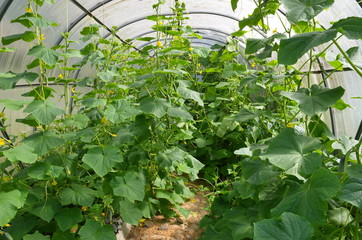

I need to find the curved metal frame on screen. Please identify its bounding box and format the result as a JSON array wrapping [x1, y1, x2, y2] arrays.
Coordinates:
[[0, 0, 13, 21]]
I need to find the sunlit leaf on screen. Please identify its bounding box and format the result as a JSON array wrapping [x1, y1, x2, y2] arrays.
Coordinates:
[[280, 84, 344, 116], [23, 131, 65, 156], [0, 190, 25, 226], [278, 30, 337, 65], [280, 0, 334, 23], [139, 97, 170, 118], [331, 17, 362, 39], [104, 99, 140, 123], [0, 71, 38, 90], [59, 184, 95, 207], [2, 31, 36, 45], [24, 100, 65, 124], [82, 146, 123, 177], [28, 45, 60, 66], [264, 128, 322, 178], [110, 171, 145, 201], [3, 144, 38, 164]]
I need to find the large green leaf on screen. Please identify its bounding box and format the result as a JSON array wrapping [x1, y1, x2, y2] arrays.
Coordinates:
[[17, 16, 57, 28], [24, 100, 65, 125], [55, 208, 83, 231], [28, 45, 60, 66], [280, 0, 334, 23], [28, 198, 62, 222], [278, 30, 337, 65], [59, 184, 95, 207], [338, 167, 362, 208], [118, 199, 144, 225], [81, 98, 106, 108], [104, 99, 140, 123], [0, 72, 38, 90], [3, 144, 38, 164], [176, 82, 204, 106], [2, 31, 37, 45], [4, 215, 40, 240], [155, 147, 203, 180], [167, 107, 193, 120], [139, 97, 170, 118], [264, 128, 322, 178], [271, 169, 340, 225], [241, 158, 279, 185], [231, 0, 239, 11], [110, 171, 145, 201], [23, 231, 50, 240], [0, 190, 25, 226], [23, 131, 64, 156], [82, 146, 123, 177], [254, 212, 314, 240], [331, 17, 362, 39], [281, 85, 344, 116], [78, 220, 116, 240], [0, 99, 31, 110]]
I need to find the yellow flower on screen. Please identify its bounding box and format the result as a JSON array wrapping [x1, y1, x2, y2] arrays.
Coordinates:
[[173, 36, 179, 40], [101, 212, 106, 216], [287, 123, 295, 128], [94, 216, 99, 221], [0, 112, 5, 117], [4, 224, 10, 227], [38, 34, 45, 41], [150, 57, 155, 61], [25, 7, 32, 13], [111, 55, 116, 60], [71, 87, 76, 93], [51, 180, 57, 186], [101, 117, 108, 124], [58, 74, 64, 79], [197, 63, 201, 68], [156, 41, 163, 47], [199, 71, 203, 74], [67, 169, 71, 175], [272, 28, 278, 33], [110, 133, 117, 137], [251, 62, 256, 67], [0, 138, 5, 146], [2, 176, 9, 182], [157, 21, 163, 25], [139, 218, 146, 223], [81, 206, 88, 212], [188, 47, 193, 51], [108, 90, 115, 94]]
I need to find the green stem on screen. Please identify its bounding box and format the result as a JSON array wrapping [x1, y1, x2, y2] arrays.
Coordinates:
[[333, 39, 362, 78]]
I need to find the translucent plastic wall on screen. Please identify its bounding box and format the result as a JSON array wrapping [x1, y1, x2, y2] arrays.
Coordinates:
[[1, 0, 362, 137]]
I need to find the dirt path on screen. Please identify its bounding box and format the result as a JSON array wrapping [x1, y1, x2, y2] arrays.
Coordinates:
[[127, 191, 209, 240]]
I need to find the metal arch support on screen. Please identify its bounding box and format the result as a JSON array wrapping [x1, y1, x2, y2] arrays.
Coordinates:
[[54, 0, 114, 45], [137, 36, 226, 49], [0, 0, 13, 21]]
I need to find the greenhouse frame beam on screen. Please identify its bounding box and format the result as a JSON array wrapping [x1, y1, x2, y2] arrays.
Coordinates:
[[0, 0, 12, 21], [54, 6, 266, 47], [68, 0, 141, 52]]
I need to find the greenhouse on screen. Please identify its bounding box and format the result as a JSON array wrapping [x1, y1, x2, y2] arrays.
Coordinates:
[[0, 0, 362, 239]]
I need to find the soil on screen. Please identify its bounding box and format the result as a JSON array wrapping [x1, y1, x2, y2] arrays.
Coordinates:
[[126, 191, 209, 240]]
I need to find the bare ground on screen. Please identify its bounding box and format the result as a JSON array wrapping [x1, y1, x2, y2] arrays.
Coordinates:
[[126, 191, 209, 240]]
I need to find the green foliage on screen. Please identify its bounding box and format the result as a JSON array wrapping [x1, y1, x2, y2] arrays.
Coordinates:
[[280, 0, 334, 23], [0, 0, 361, 239], [254, 212, 314, 240]]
